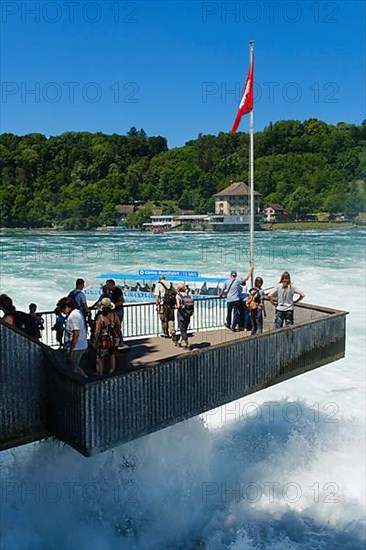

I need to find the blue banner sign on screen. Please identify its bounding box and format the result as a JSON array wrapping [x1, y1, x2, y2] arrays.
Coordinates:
[[124, 291, 155, 303], [139, 269, 200, 278], [84, 287, 102, 300]]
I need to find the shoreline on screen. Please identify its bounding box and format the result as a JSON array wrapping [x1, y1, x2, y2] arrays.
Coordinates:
[[261, 221, 357, 231], [0, 223, 362, 233], [0, 222, 365, 235]]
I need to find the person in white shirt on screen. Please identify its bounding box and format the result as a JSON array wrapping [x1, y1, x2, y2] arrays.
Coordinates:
[[268, 271, 305, 329], [58, 296, 88, 378]]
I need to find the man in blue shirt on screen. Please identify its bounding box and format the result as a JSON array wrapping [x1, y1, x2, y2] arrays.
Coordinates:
[[68, 278, 91, 327], [222, 267, 253, 331]]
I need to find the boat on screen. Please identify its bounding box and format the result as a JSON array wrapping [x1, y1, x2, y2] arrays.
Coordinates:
[[84, 269, 227, 303]]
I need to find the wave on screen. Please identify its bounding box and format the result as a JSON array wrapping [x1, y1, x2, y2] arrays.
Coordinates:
[[1, 400, 365, 550]]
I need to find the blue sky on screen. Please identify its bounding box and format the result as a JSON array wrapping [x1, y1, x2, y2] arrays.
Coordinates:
[[1, 0, 365, 147]]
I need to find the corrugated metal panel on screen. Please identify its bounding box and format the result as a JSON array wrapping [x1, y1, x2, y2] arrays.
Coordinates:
[[42, 313, 346, 456], [0, 323, 48, 446], [1, 311, 346, 456]]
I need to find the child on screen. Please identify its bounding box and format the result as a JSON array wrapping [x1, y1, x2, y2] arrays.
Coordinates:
[[52, 306, 65, 349], [247, 276, 267, 335], [29, 303, 45, 340]]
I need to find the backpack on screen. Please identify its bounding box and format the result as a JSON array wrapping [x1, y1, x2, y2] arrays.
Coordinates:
[[247, 288, 261, 311], [13, 311, 35, 336], [68, 289, 83, 309], [178, 294, 195, 317], [36, 314, 45, 331], [97, 313, 119, 350], [161, 282, 177, 308]]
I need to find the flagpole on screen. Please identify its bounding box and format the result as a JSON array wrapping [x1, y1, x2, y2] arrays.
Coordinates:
[[249, 40, 255, 286]]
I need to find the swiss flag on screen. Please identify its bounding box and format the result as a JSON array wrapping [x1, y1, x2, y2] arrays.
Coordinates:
[[230, 56, 254, 133]]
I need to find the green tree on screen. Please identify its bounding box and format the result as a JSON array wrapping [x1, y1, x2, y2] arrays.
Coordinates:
[[0, 121, 364, 229], [125, 202, 155, 227], [285, 186, 317, 219]]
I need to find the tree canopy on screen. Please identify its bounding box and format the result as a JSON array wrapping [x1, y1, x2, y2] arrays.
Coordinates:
[[0, 120, 365, 228]]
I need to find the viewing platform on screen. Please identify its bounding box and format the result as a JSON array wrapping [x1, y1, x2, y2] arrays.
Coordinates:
[[1, 300, 347, 457]]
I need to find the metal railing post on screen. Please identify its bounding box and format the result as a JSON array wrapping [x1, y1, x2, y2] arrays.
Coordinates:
[[38, 297, 229, 347]]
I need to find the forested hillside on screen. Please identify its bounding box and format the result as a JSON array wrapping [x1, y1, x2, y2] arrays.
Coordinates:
[[1, 120, 365, 229]]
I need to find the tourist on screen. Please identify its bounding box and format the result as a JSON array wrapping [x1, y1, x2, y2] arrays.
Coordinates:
[[200, 282, 208, 295], [102, 279, 125, 321], [221, 267, 253, 331], [175, 283, 194, 350], [68, 278, 91, 327], [268, 272, 305, 328], [238, 278, 251, 332], [57, 296, 88, 378], [0, 294, 16, 327], [52, 306, 65, 349], [93, 297, 121, 376], [0, 295, 36, 336], [28, 303, 44, 340], [155, 274, 177, 341], [94, 279, 125, 346], [247, 276, 267, 335], [106, 279, 125, 347]]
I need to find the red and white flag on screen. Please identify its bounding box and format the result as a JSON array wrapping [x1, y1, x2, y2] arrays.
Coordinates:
[[230, 56, 254, 133]]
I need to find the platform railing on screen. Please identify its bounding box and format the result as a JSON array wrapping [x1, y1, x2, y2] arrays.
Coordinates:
[[1, 302, 347, 455], [37, 294, 325, 348], [38, 297, 228, 347]]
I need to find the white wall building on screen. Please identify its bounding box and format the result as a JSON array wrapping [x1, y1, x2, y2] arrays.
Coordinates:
[[214, 181, 260, 216]]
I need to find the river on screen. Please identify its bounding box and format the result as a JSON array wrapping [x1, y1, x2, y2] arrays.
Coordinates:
[[1, 229, 365, 549]]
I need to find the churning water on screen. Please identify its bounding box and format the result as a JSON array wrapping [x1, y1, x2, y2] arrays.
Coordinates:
[[1, 229, 365, 549]]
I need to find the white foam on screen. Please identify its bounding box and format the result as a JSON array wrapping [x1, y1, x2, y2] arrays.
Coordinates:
[[1, 230, 365, 548]]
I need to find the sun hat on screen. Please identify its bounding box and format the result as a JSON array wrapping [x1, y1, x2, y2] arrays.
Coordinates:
[[98, 297, 115, 310]]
